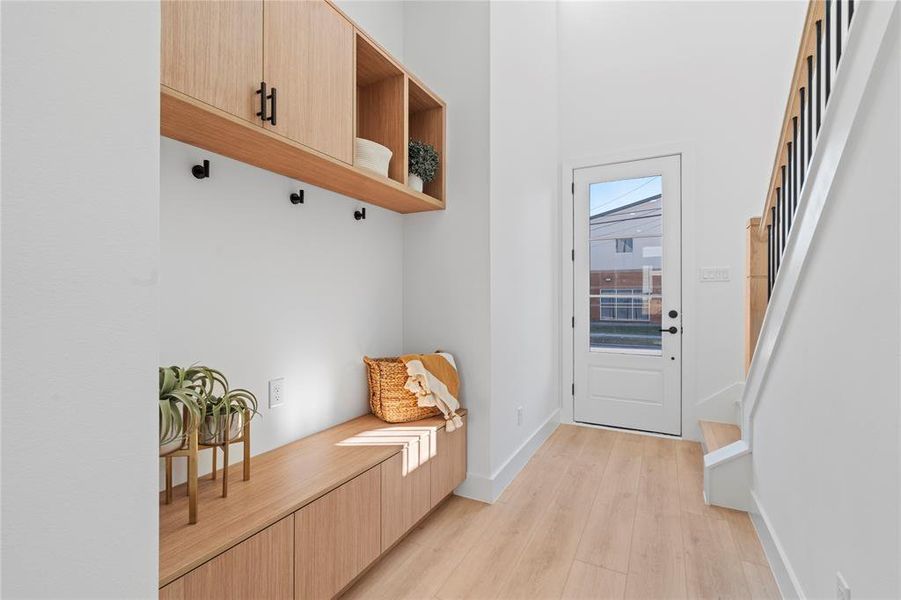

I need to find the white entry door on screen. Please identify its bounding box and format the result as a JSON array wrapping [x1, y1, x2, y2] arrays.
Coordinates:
[[573, 155, 681, 435]]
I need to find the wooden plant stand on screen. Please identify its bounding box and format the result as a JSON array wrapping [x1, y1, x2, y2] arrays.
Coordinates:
[[160, 410, 251, 524], [162, 426, 199, 525], [199, 410, 251, 498]]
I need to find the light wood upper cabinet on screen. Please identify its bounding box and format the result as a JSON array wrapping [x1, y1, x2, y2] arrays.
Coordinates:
[[295, 466, 381, 599], [161, 0, 263, 123], [264, 0, 354, 164], [159, 516, 294, 600], [161, 0, 446, 213]]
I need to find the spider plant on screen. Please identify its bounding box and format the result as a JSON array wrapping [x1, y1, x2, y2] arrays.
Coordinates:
[[159, 365, 213, 448], [200, 368, 259, 444]]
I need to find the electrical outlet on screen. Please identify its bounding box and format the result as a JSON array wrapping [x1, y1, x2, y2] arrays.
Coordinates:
[[269, 377, 286, 409], [699, 267, 730, 282], [836, 572, 850, 600], [516, 406, 523, 426]]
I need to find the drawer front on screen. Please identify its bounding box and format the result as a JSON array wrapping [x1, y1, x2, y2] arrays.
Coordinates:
[[295, 466, 381, 599], [430, 419, 467, 507], [381, 433, 433, 550], [160, 516, 294, 600]]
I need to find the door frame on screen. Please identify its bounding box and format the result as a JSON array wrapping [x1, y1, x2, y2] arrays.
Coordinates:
[[559, 142, 698, 433]]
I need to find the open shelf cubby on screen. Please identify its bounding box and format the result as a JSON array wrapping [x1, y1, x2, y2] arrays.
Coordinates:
[[355, 34, 406, 185], [408, 77, 445, 204]]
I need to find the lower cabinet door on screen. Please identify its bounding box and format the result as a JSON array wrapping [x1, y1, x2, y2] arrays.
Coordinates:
[[295, 466, 381, 599], [381, 437, 432, 551], [160, 516, 294, 600], [429, 419, 467, 507]]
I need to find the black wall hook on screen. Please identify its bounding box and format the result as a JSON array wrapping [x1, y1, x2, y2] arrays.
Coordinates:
[[290, 190, 304, 205], [192, 159, 210, 179], [354, 207, 366, 221]]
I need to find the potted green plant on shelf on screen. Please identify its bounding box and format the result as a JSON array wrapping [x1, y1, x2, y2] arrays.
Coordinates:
[[159, 365, 213, 455], [199, 368, 259, 445], [408, 139, 439, 193]]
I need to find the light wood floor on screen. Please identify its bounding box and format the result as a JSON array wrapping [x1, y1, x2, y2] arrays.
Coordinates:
[[344, 424, 779, 600]]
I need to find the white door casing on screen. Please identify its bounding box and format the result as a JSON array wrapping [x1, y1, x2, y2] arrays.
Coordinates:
[[573, 155, 682, 435]]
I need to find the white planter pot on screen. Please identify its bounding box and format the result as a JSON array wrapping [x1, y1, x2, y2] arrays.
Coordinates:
[[354, 137, 393, 178], [408, 173, 424, 192], [159, 436, 185, 456], [199, 413, 243, 445]]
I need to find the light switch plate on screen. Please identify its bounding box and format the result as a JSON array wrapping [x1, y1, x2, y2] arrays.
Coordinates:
[[699, 267, 730, 282], [269, 377, 286, 409]]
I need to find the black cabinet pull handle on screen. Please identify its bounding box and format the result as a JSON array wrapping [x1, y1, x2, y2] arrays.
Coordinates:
[[256, 81, 268, 122], [660, 326, 679, 334], [256, 82, 276, 125]]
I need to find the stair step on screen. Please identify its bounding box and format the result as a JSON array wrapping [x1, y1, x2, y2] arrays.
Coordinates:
[[699, 420, 741, 453]]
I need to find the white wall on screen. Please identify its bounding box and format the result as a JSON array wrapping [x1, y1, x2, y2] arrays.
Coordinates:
[[160, 139, 404, 485], [489, 1, 560, 483], [0, 2, 160, 597], [752, 12, 900, 598], [402, 1, 493, 491], [336, 0, 404, 60], [161, 5, 407, 488], [558, 1, 807, 439]]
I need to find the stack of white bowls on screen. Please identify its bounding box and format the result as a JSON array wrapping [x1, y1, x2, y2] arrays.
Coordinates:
[[354, 138, 392, 177]]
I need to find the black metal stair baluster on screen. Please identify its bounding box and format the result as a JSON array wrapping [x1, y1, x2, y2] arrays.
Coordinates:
[[836, 0, 843, 64], [767, 221, 773, 298], [799, 90, 806, 196], [784, 145, 790, 259], [792, 116, 799, 214], [825, 0, 832, 102], [775, 190, 780, 271], [772, 205, 779, 279], [816, 20, 823, 134], [807, 56, 814, 164]]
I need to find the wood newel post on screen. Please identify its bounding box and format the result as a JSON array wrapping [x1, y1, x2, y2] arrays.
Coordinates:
[[745, 217, 768, 374]]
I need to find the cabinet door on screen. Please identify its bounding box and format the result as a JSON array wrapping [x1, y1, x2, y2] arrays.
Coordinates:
[[264, 0, 354, 163], [158, 578, 184, 600], [295, 466, 381, 599], [429, 419, 467, 507], [165, 516, 293, 600], [162, 0, 263, 123], [381, 438, 432, 551]]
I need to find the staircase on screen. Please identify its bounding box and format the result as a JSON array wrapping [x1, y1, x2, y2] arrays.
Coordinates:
[[699, 421, 741, 454], [700, 0, 896, 511]]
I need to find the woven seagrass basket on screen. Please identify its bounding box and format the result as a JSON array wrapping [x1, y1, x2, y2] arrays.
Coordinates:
[[363, 356, 440, 423]]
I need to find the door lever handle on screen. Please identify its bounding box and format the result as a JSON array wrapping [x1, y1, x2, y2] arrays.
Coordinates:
[[660, 326, 679, 334]]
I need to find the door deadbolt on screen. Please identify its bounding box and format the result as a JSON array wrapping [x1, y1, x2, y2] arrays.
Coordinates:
[[668, 310, 678, 318]]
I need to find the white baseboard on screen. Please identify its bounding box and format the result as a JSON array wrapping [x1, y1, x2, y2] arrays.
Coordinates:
[[750, 489, 804, 600], [454, 409, 560, 504], [453, 472, 493, 503]]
